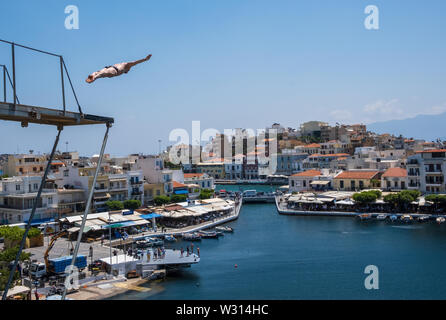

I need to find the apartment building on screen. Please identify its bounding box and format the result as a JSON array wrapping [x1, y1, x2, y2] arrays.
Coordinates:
[[406, 149, 446, 194], [0, 176, 57, 224], [2, 153, 47, 176]]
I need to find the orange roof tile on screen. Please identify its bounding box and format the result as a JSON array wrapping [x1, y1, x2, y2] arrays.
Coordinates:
[[184, 173, 204, 179], [291, 170, 321, 177], [335, 171, 379, 180], [416, 149, 446, 154], [309, 153, 350, 158], [173, 181, 187, 188], [382, 167, 407, 178], [305, 143, 321, 148]]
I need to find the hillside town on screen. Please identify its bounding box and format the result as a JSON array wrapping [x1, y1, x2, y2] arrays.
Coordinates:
[[0, 120, 445, 225]]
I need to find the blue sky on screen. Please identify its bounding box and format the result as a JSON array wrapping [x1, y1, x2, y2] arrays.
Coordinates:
[[0, 0, 445, 155]]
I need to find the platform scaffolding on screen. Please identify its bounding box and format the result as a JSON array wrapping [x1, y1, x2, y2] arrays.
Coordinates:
[[0, 39, 114, 301]]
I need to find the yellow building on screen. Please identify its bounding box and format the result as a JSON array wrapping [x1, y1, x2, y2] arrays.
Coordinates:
[[144, 183, 165, 203], [333, 170, 381, 191], [3, 154, 47, 176], [196, 162, 225, 179]]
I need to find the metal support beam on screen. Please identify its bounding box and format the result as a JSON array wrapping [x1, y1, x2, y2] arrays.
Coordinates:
[[11, 43, 16, 107], [2, 65, 5, 102], [60, 56, 66, 115], [1, 127, 63, 300], [61, 123, 111, 300]]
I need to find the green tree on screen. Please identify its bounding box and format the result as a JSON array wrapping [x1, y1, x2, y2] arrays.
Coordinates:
[[199, 189, 214, 200], [171, 194, 187, 203], [106, 200, 124, 211], [123, 199, 142, 210], [154, 195, 170, 206], [352, 191, 378, 204], [384, 190, 420, 209], [0, 246, 31, 291]]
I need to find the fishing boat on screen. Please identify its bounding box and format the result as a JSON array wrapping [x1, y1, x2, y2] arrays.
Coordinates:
[[401, 215, 413, 223], [389, 215, 398, 222], [198, 230, 219, 239], [164, 235, 176, 242], [357, 213, 372, 221], [417, 215, 430, 223], [376, 214, 387, 220], [182, 232, 201, 241], [215, 226, 234, 233], [436, 217, 445, 224]]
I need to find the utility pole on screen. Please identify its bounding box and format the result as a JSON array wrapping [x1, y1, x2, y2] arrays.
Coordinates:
[[158, 139, 162, 156]]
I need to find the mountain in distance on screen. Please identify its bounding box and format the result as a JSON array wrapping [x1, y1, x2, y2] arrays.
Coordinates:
[[367, 112, 446, 142]]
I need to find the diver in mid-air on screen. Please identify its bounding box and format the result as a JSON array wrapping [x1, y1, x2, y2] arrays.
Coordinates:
[[86, 54, 152, 83]]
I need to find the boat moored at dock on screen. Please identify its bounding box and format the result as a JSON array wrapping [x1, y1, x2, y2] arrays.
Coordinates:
[[215, 226, 234, 233], [242, 190, 276, 203], [401, 215, 414, 223], [436, 217, 445, 224]]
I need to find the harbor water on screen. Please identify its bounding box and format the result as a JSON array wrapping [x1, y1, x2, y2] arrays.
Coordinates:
[[112, 185, 446, 300]]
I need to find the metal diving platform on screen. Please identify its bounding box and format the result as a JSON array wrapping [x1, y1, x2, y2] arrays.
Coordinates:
[[0, 101, 114, 127]]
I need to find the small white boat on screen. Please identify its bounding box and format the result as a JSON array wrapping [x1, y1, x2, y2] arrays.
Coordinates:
[[376, 214, 387, 220], [215, 226, 234, 233], [417, 215, 430, 223], [436, 217, 445, 224], [389, 215, 398, 222]]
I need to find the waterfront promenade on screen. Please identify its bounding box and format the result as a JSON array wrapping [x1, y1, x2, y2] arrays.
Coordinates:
[[108, 199, 242, 247], [275, 195, 445, 218]]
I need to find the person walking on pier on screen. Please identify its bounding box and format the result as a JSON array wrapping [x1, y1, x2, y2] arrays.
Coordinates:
[[180, 247, 184, 257]]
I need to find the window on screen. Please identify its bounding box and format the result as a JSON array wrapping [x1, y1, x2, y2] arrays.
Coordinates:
[[34, 183, 38, 190], [16, 185, 20, 191], [340, 180, 344, 188], [64, 170, 69, 177]]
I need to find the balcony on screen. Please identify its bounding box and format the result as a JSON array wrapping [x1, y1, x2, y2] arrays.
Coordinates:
[[131, 190, 143, 196], [130, 180, 143, 185]]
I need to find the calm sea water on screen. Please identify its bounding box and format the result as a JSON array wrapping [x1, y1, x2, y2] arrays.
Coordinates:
[[112, 185, 446, 300]]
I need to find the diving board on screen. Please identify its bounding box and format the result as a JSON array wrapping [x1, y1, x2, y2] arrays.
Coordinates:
[[0, 101, 114, 127]]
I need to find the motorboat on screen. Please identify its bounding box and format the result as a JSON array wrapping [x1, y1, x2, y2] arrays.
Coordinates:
[[436, 217, 445, 224], [215, 226, 234, 233], [389, 215, 398, 222], [376, 214, 387, 220], [400, 215, 414, 223], [417, 215, 430, 223], [147, 237, 164, 246], [164, 235, 176, 242], [357, 213, 372, 221], [182, 232, 202, 241], [198, 230, 219, 239]]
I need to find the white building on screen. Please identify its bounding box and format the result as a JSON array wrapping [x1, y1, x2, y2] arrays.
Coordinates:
[[183, 173, 214, 190], [0, 176, 57, 224], [407, 149, 446, 194]]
